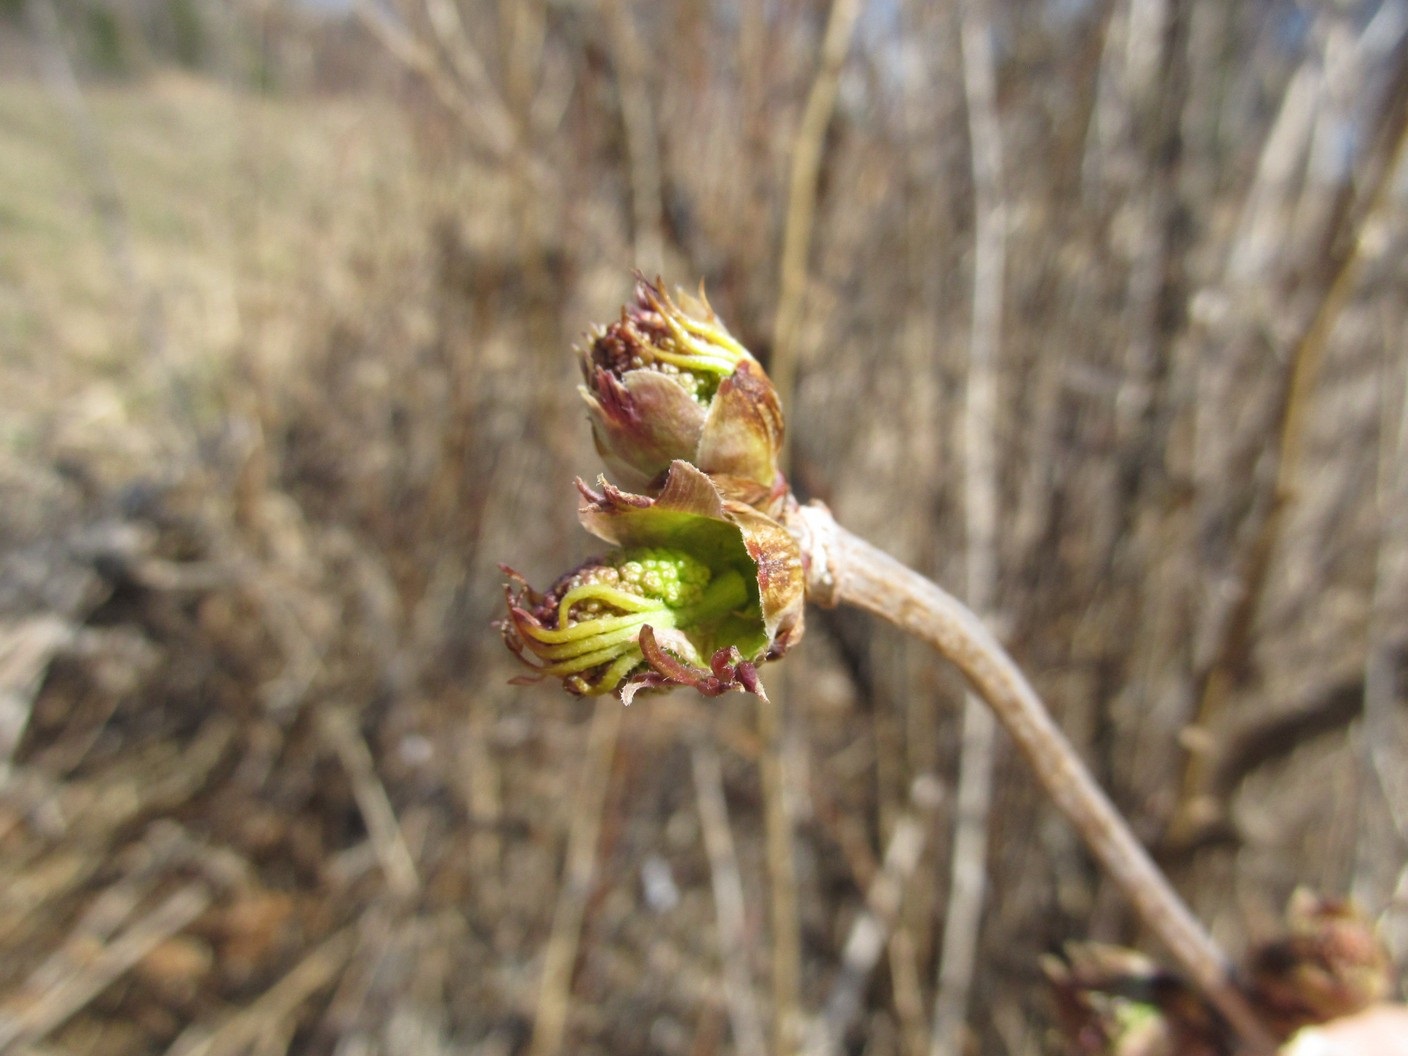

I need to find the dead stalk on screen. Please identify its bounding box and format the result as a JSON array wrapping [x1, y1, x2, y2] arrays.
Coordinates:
[[0, 883, 211, 1051], [763, 5, 861, 1035], [528, 697, 622, 1056], [691, 737, 768, 1056], [356, 0, 511, 160], [788, 502, 1278, 1054], [757, 681, 803, 1056], [770, 0, 863, 421], [419, 0, 519, 156], [163, 926, 357, 1056], [318, 708, 421, 901], [805, 776, 944, 1056], [931, 2, 1005, 1053], [602, 0, 665, 273]]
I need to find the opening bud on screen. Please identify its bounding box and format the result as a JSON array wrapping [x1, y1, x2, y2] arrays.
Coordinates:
[[501, 548, 750, 699], [578, 277, 785, 510], [499, 462, 804, 704]]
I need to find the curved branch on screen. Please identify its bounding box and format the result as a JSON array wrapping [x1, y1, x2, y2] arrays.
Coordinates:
[[789, 503, 1278, 1054]]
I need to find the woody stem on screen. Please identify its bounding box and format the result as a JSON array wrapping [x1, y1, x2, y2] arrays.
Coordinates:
[[787, 502, 1277, 1054]]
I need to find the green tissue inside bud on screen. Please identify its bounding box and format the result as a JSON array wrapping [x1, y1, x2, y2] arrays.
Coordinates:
[[609, 547, 711, 603], [559, 547, 710, 623], [647, 303, 749, 402], [651, 337, 743, 392], [650, 361, 715, 404], [523, 548, 751, 694], [1111, 1001, 1160, 1039]]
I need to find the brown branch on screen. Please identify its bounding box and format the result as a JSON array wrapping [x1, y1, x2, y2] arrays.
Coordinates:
[[1151, 636, 1407, 859], [691, 737, 768, 1056], [770, 0, 863, 431], [1361, 313, 1408, 918], [1216, 636, 1405, 799], [805, 776, 944, 1056], [757, 682, 802, 1056], [528, 697, 622, 1056], [788, 503, 1278, 1054], [931, 2, 1006, 1053]]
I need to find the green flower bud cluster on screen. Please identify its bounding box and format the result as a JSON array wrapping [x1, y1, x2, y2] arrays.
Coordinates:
[[585, 288, 747, 405], [502, 545, 748, 698], [501, 278, 805, 703], [580, 549, 711, 609]]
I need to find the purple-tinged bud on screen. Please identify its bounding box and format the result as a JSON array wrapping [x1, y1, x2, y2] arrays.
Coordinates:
[[500, 547, 746, 698], [578, 278, 785, 510], [1245, 889, 1394, 1040], [1044, 944, 1224, 1056], [499, 462, 804, 703]]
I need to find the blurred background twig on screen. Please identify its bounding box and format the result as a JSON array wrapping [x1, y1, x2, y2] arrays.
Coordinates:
[[930, 1, 1005, 1053]]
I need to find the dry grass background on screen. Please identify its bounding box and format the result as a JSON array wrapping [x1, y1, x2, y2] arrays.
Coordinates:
[[1, 1, 1406, 1054]]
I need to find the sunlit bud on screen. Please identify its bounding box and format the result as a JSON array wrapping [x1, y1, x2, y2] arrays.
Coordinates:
[[501, 547, 744, 698], [578, 277, 785, 510], [500, 462, 804, 703]]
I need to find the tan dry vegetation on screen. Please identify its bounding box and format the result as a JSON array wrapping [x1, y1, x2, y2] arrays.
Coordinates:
[[1, 2, 1407, 1055]]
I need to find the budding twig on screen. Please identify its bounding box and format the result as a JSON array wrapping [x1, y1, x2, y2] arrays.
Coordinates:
[[501, 275, 1285, 1053], [788, 502, 1279, 1055]]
